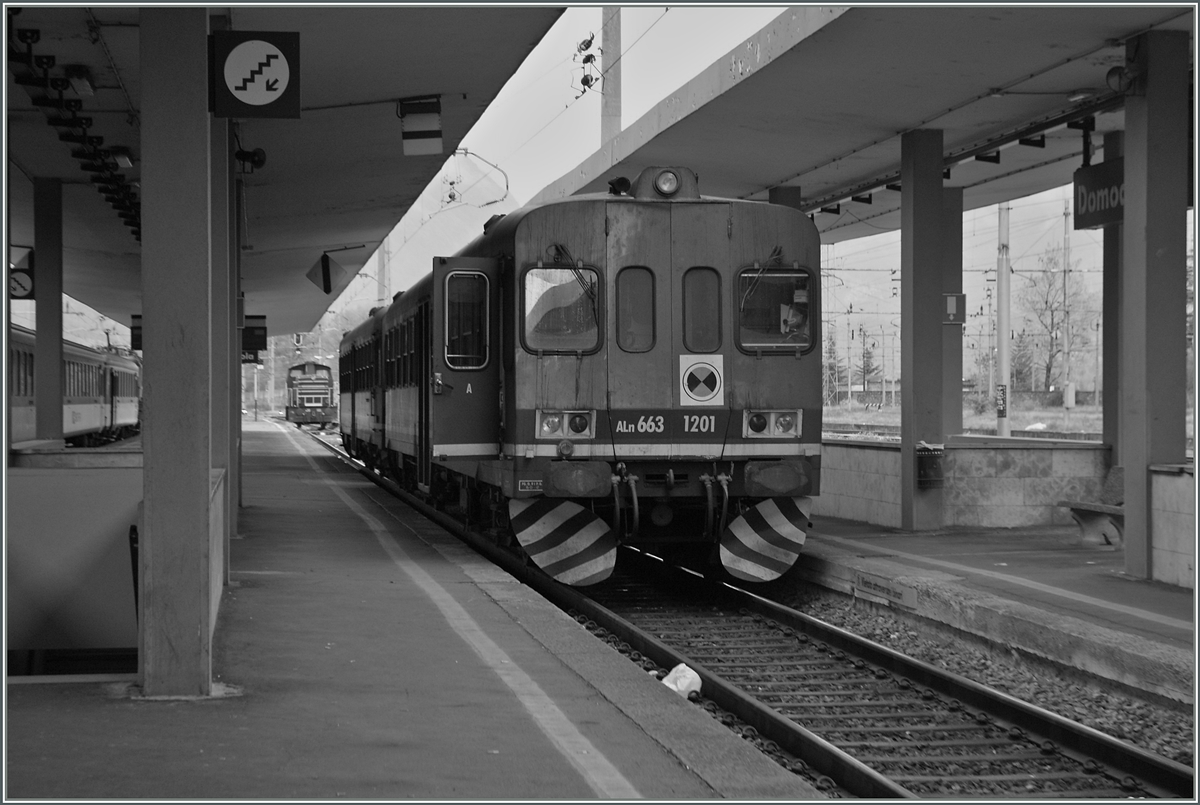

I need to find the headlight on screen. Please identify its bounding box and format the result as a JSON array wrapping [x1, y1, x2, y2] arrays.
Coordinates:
[[654, 170, 680, 196], [536, 410, 595, 439], [743, 410, 803, 438]]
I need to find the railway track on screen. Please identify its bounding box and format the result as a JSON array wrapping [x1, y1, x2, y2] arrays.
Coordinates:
[[313, 431, 1193, 798], [564, 553, 1193, 799]]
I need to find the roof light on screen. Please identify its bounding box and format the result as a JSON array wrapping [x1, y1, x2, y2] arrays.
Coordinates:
[[654, 170, 680, 196]]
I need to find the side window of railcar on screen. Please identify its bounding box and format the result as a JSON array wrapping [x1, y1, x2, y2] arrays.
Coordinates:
[[445, 272, 489, 370], [682, 267, 721, 353], [616, 267, 655, 353], [736, 266, 813, 353], [522, 265, 600, 353]]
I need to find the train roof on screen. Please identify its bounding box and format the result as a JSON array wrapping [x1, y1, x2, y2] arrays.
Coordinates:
[[9, 322, 142, 369]]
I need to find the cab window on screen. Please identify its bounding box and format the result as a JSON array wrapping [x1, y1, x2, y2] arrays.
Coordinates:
[[522, 265, 600, 353], [737, 266, 813, 353], [445, 271, 489, 369], [616, 266, 654, 352], [682, 267, 720, 353]]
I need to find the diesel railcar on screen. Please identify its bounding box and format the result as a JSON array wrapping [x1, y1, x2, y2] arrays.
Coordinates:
[[340, 166, 821, 585], [285, 361, 338, 429], [9, 324, 142, 446]]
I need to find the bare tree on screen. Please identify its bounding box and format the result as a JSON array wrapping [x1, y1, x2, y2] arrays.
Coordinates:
[[1015, 245, 1097, 392]]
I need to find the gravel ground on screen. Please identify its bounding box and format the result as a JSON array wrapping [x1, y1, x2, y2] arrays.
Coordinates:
[[769, 585, 1195, 769]]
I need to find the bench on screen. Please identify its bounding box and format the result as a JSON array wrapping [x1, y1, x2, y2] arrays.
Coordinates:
[[1058, 466, 1123, 549]]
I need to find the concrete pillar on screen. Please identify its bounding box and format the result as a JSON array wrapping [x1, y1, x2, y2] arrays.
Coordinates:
[[211, 117, 232, 585], [140, 7, 214, 696], [601, 7, 621, 144], [1120, 30, 1189, 579], [900, 129, 944, 530], [1101, 131, 1122, 464], [32, 178, 63, 442], [942, 187, 964, 436]]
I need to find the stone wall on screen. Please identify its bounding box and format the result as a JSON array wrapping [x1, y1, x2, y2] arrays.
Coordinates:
[[809, 440, 902, 527], [942, 436, 1109, 527], [1150, 465, 1195, 589]]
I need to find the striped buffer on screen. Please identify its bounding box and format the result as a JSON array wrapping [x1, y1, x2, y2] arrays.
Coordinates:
[[719, 496, 812, 582], [508, 498, 617, 585]]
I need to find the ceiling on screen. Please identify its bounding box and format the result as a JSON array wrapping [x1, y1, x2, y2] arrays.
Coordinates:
[[535, 5, 1194, 244], [5, 5, 564, 334], [6, 6, 1193, 338]]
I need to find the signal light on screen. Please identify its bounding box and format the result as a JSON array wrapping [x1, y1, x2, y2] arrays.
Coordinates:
[[569, 414, 590, 434], [748, 413, 768, 433]]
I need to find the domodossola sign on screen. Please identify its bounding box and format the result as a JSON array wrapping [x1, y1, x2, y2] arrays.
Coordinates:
[[1073, 158, 1123, 229]]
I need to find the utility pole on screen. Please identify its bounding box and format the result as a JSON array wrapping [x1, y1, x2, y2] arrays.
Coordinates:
[[847, 315, 854, 405], [601, 7, 622, 144], [1062, 201, 1072, 395], [997, 202, 1011, 436], [1062, 200, 1074, 426]]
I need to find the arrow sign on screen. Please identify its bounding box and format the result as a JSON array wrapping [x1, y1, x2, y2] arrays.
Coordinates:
[[211, 30, 300, 119], [943, 293, 966, 325]]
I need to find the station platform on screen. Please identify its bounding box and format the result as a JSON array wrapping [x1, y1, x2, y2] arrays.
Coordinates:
[[796, 517, 1194, 706], [5, 420, 819, 800], [6, 422, 1193, 799]]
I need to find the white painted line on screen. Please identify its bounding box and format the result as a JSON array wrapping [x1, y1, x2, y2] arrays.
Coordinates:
[[273, 423, 641, 798], [814, 531, 1193, 632]]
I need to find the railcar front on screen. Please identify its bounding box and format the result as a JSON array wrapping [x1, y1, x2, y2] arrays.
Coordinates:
[[418, 166, 821, 586]]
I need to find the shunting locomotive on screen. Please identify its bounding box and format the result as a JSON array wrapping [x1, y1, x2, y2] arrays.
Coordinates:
[[340, 166, 821, 585], [285, 362, 338, 429]]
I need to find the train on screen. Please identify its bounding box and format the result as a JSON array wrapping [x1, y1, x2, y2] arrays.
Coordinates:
[[284, 361, 338, 429], [8, 323, 142, 446], [339, 166, 822, 586]]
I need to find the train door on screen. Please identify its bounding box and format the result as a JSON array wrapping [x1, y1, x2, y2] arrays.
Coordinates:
[[416, 301, 431, 490], [427, 256, 501, 494], [107, 369, 118, 430], [605, 201, 672, 451], [671, 202, 733, 452]]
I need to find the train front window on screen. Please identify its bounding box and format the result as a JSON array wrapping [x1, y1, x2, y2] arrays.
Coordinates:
[[445, 271, 489, 369], [737, 266, 813, 352], [616, 266, 655, 352], [683, 267, 721, 353], [523, 265, 600, 353]]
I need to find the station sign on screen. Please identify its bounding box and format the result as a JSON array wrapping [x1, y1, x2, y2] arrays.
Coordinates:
[[243, 315, 268, 351], [1073, 158, 1123, 230], [210, 30, 300, 119], [943, 293, 966, 325], [307, 252, 347, 295], [242, 350, 263, 365], [8, 247, 34, 300], [8, 266, 33, 300]]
